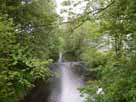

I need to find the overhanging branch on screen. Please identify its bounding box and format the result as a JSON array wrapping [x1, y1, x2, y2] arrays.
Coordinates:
[[64, 0, 115, 32]]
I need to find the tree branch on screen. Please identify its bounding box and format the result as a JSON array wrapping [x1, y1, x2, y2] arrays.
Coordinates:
[[20, 1, 115, 33], [64, 0, 115, 32]]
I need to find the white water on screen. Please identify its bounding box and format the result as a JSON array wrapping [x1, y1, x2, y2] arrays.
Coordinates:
[[49, 52, 84, 102], [60, 63, 84, 102], [58, 52, 63, 63]]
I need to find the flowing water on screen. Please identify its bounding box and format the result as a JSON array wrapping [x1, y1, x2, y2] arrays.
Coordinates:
[[60, 63, 84, 102], [22, 53, 84, 102], [49, 52, 84, 102], [58, 52, 63, 63]]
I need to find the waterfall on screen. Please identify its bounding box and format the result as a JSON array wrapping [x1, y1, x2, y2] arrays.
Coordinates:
[[60, 63, 84, 102], [58, 52, 63, 63]]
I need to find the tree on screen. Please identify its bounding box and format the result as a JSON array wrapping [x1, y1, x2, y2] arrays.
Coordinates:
[[78, 0, 136, 102], [0, 0, 58, 102]]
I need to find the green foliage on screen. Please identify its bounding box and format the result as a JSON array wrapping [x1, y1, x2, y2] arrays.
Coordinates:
[[0, 0, 58, 102], [0, 0, 136, 102], [81, 51, 136, 102], [59, 0, 136, 101], [81, 47, 107, 69], [76, 0, 136, 102], [0, 15, 51, 102], [61, 0, 71, 6]]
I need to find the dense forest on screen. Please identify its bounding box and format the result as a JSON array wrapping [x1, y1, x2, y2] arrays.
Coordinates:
[[0, 0, 136, 102]]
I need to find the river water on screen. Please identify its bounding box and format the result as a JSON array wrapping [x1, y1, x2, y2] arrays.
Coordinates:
[[49, 52, 84, 102], [60, 63, 84, 102], [22, 53, 85, 102], [49, 62, 84, 102]]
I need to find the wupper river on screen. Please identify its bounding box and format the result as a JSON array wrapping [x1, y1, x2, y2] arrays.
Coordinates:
[[21, 53, 86, 102]]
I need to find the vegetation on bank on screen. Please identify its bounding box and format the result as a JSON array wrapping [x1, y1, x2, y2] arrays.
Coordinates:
[[61, 0, 136, 102], [0, 0, 136, 102], [0, 0, 59, 102]]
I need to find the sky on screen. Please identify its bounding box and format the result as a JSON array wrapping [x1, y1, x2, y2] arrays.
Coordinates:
[[55, 0, 87, 21], [55, 0, 64, 15]]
